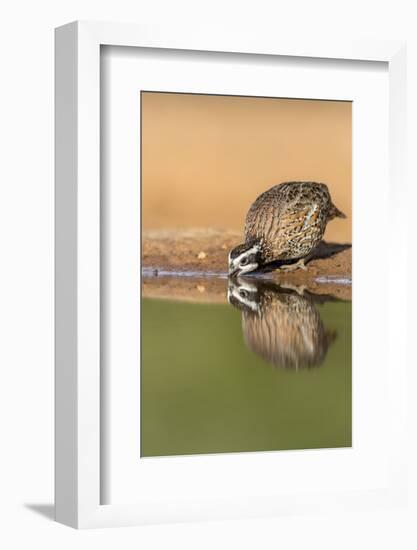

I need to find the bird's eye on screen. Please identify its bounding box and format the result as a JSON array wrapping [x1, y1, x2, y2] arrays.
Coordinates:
[[240, 257, 248, 266], [239, 289, 248, 298]]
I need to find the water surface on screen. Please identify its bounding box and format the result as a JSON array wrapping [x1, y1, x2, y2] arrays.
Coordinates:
[[141, 277, 351, 457]]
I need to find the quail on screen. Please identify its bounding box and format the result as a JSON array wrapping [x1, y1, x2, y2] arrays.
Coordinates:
[[227, 278, 337, 369], [228, 181, 346, 276]]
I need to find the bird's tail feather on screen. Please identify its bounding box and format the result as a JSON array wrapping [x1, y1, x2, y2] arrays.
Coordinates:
[[328, 203, 347, 220]]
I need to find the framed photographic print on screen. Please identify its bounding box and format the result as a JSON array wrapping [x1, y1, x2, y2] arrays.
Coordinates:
[[55, 21, 408, 528]]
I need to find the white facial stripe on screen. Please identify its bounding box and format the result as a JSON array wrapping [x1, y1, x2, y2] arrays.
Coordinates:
[[235, 279, 257, 292], [230, 245, 260, 267], [233, 263, 258, 276], [228, 288, 259, 312]]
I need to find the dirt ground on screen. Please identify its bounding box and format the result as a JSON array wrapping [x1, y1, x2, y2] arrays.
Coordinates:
[[142, 229, 352, 302]]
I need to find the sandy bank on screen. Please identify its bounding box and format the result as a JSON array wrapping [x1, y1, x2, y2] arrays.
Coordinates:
[[142, 229, 352, 302]]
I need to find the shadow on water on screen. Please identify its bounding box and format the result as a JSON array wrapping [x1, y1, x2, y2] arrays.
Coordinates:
[[227, 278, 338, 370]]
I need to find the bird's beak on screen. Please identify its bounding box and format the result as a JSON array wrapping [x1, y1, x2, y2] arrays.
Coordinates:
[[228, 265, 240, 278]]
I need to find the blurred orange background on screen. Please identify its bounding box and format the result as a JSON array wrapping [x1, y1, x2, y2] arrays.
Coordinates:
[[141, 92, 351, 243]]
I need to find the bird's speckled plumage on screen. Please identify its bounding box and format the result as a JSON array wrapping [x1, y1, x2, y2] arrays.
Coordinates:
[[245, 181, 343, 262], [228, 278, 336, 369], [229, 181, 345, 275]]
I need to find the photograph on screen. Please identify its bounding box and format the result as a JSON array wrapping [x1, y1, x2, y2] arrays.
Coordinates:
[[1, 1, 410, 542], [140, 91, 352, 457]]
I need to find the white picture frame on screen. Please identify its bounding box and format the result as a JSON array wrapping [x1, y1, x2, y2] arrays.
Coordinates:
[[55, 21, 407, 529]]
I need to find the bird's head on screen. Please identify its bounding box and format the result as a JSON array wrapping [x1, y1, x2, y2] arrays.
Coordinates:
[[227, 278, 260, 312], [228, 240, 262, 277]]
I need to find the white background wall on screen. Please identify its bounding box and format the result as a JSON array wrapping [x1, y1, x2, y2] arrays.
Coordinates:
[[0, 1, 416, 548]]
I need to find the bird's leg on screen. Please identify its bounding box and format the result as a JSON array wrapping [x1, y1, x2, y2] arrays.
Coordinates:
[[277, 258, 308, 272], [279, 283, 307, 296]]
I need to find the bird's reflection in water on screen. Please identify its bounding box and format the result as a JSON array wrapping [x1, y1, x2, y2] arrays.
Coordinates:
[[227, 277, 337, 370]]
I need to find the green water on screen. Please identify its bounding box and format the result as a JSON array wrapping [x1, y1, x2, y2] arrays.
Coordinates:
[[141, 283, 351, 457]]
